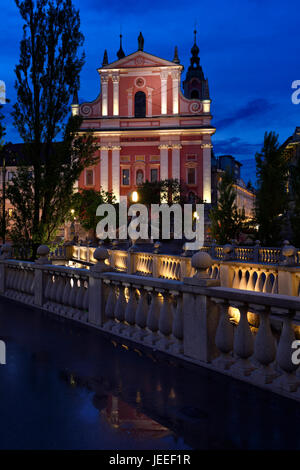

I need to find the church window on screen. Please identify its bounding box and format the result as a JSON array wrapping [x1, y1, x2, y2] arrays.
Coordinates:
[[136, 169, 144, 185], [85, 169, 94, 186], [135, 91, 146, 118], [187, 167, 196, 185], [122, 169, 130, 186], [150, 168, 158, 182]]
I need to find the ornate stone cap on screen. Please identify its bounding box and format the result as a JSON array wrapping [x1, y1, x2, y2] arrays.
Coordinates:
[[282, 240, 296, 258], [35, 245, 51, 265], [91, 247, 111, 273], [192, 251, 213, 279]]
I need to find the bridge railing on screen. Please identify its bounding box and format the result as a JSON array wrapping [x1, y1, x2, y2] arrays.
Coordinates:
[[1, 246, 300, 401], [67, 242, 300, 297]]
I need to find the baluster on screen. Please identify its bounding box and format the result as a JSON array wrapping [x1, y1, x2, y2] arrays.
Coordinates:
[[112, 283, 127, 333], [145, 289, 161, 345], [49, 273, 57, 303], [274, 311, 299, 392], [231, 303, 254, 376], [123, 284, 138, 337], [55, 275, 65, 305], [239, 269, 247, 290], [232, 268, 240, 289], [213, 300, 234, 369], [132, 287, 149, 340], [44, 274, 53, 307], [82, 280, 89, 312], [251, 305, 277, 384], [67, 276, 77, 317], [156, 290, 173, 350], [170, 292, 183, 354], [61, 275, 72, 315], [103, 281, 116, 330]]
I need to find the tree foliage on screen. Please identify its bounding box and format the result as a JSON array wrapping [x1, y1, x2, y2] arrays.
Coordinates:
[[209, 171, 248, 244], [255, 131, 288, 246], [10, 0, 98, 257], [70, 189, 116, 237], [289, 156, 300, 246]]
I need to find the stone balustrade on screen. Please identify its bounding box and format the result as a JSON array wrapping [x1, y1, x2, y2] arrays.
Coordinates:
[[1, 247, 300, 402], [68, 244, 300, 297]]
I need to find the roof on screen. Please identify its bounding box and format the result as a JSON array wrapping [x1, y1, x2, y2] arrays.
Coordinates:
[[98, 50, 183, 71]]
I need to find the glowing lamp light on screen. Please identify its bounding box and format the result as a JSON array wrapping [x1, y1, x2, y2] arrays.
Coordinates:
[[132, 191, 138, 203], [193, 211, 200, 220], [71, 209, 75, 215]]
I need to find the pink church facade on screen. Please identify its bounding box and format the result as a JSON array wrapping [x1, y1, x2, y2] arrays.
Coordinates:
[[73, 32, 215, 204]]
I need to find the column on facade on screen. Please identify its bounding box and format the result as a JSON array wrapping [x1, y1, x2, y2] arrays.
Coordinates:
[[171, 144, 182, 181], [101, 73, 109, 116], [112, 73, 120, 116], [160, 70, 169, 115], [146, 87, 154, 117], [202, 143, 212, 203], [159, 144, 169, 181], [100, 146, 109, 192], [171, 70, 180, 114], [111, 145, 121, 202], [127, 88, 133, 117]]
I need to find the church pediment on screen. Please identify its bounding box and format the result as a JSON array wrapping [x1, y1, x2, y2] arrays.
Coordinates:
[[99, 51, 181, 70]]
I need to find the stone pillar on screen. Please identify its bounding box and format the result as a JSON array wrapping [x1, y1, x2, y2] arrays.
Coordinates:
[[112, 74, 120, 116], [127, 88, 133, 117], [101, 74, 109, 116], [159, 144, 169, 181], [160, 70, 168, 115], [112, 146, 121, 202], [146, 87, 153, 117], [88, 248, 111, 325], [171, 144, 181, 181], [34, 245, 51, 307], [100, 146, 109, 192], [183, 251, 220, 362], [171, 70, 180, 114], [201, 143, 212, 204]]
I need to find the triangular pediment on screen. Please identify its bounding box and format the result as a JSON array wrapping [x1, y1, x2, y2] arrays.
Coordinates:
[[99, 51, 182, 70]]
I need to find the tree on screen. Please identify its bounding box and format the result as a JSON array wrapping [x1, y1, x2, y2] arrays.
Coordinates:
[[10, 0, 97, 258], [0, 105, 9, 244], [289, 157, 300, 246], [209, 171, 247, 244], [255, 131, 288, 246], [70, 189, 116, 240]]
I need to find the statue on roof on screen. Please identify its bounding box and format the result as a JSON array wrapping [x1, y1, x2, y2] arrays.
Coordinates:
[[138, 32, 144, 51]]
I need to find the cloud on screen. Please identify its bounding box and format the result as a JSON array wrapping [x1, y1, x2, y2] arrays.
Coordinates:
[[214, 99, 276, 130], [213, 136, 261, 157]]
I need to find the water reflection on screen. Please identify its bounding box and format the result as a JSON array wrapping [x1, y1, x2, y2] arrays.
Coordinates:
[[0, 297, 300, 450]]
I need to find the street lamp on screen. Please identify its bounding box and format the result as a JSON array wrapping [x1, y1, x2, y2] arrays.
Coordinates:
[[132, 191, 138, 203]]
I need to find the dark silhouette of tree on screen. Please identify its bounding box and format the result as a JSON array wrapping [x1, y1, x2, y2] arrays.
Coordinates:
[[255, 131, 288, 246], [209, 171, 247, 244], [10, 0, 97, 258]]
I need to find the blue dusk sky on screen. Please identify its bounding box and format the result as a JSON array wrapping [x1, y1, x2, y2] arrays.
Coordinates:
[[1, 0, 300, 183]]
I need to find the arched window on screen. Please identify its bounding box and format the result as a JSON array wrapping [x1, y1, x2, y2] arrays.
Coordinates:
[[191, 89, 199, 99], [136, 169, 144, 185], [135, 91, 146, 118]]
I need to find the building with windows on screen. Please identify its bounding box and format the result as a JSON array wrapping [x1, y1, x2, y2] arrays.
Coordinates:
[[211, 154, 255, 220], [74, 31, 215, 203]]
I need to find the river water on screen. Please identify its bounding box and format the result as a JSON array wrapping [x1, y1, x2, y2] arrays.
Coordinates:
[[0, 297, 299, 450]]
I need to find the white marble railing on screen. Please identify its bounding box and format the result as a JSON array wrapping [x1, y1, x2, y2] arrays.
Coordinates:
[[1, 247, 300, 402]]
